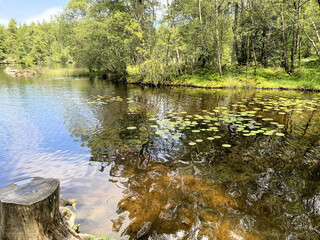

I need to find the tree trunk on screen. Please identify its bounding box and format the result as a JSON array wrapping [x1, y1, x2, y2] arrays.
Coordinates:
[[290, 23, 296, 74], [281, 8, 289, 73], [198, 0, 202, 24], [246, 34, 250, 74], [215, 0, 223, 76], [304, 28, 320, 58], [298, 36, 302, 67], [250, 2, 257, 75], [290, 0, 301, 74], [252, 38, 257, 75], [0, 177, 81, 240], [232, 1, 239, 65], [310, 17, 320, 44]]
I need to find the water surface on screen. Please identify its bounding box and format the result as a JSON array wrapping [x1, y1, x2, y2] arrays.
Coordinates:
[[0, 67, 319, 239]]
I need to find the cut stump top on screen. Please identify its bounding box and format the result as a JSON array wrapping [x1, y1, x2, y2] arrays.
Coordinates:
[[0, 177, 59, 205]]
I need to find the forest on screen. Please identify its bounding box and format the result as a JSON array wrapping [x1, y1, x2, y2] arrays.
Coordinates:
[[0, 0, 320, 86]]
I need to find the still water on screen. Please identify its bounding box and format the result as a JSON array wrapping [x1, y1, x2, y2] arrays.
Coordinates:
[[0, 68, 319, 239]]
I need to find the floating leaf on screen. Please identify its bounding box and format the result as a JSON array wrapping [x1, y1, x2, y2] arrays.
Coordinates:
[[222, 144, 231, 148], [155, 130, 165, 135], [263, 131, 274, 136], [189, 142, 196, 146]]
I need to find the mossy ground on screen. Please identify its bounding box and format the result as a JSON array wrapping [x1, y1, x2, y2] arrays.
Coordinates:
[[127, 59, 320, 90]]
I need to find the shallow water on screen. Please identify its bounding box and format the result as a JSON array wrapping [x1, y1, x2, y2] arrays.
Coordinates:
[[0, 67, 319, 239]]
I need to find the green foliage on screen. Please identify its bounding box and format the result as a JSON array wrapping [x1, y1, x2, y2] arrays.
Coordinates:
[[0, 25, 6, 61], [61, 1, 142, 77], [6, 18, 18, 58], [0, 0, 319, 88]]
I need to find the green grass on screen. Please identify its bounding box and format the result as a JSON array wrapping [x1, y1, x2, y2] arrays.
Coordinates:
[[127, 59, 320, 90], [37, 67, 90, 78]]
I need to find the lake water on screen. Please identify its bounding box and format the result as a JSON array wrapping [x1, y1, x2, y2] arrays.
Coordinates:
[[0, 67, 319, 239]]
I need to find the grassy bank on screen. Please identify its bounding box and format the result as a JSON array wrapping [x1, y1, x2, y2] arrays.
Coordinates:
[[37, 67, 90, 78], [127, 60, 320, 90]]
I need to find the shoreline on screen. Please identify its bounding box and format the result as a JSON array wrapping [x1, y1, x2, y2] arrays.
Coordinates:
[[2, 63, 320, 93], [125, 80, 320, 93]]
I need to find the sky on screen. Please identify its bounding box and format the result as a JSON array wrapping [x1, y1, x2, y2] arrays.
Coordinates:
[[0, 0, 70, 26]]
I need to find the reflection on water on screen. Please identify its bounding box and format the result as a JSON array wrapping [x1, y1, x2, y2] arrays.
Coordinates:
[[0, 68, 320, 239]]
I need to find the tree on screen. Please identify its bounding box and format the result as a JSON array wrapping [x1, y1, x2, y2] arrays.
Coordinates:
[[62, 1, 142, 76], [6, 18, 18, 60], [303, 0, 320, 59], [0, 25, 6, 61]]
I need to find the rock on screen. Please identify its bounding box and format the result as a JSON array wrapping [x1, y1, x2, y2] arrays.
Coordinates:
[[4, 67, 18, 73], [3, 67, 36, 77], [60, 206, 77, 228]]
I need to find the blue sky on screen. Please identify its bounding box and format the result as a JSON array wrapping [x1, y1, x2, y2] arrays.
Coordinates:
[[0, 0, 70, 26]]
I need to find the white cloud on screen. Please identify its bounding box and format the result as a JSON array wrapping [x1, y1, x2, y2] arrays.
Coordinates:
[[0, 18, 9, 26], [23, 7, 63, 25]]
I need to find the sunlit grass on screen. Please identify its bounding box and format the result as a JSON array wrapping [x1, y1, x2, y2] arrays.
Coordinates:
[[37, 67, 90, 78], [128, 59, 320, 90]]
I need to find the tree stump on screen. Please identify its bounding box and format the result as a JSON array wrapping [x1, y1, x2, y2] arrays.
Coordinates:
[[0, 177, 81, 240]]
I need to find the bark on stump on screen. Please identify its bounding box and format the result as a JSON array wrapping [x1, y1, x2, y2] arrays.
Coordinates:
[[0, 177, 80, 240]]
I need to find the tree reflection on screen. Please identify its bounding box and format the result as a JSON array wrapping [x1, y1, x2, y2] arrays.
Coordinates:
[[62, 81, 320, 239], [108, 152, 260, 240]]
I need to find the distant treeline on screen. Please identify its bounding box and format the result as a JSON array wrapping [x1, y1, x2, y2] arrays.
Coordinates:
[[0, 0, 320, 82]]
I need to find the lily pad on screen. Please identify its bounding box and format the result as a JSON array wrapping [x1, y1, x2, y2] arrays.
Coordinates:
[[191, 130, 201, 133], [222, 144, 231, 148]]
